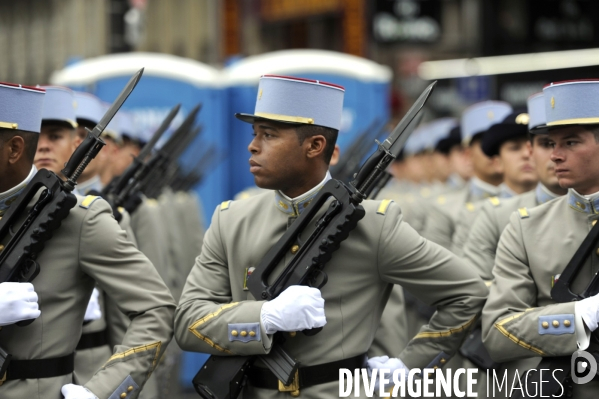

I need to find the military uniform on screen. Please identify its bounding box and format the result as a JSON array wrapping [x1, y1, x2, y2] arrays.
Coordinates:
[[482, 192, 599, 397], [421, 178, 499, 250], [0, 194, 175, 399], [175, 188, 488, 398]]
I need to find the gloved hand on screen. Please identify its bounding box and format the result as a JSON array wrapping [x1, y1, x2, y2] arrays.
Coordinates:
[[576, 293, 599, 332], [61, 384, 98, 399], [367, 356, 410, 391], [0, 282, 41, 326], [260, 285, 326, 334], [83, 288, 102, 322]]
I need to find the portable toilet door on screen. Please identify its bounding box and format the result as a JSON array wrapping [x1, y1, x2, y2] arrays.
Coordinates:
[[51, 52, 227, 222], [223, 49, 392, 196]]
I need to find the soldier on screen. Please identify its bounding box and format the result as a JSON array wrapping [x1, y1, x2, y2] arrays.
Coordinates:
[[441, 124, 472, 190], [482, 79, 599, 397], [451, 110, 538, 255], [32, 87, 120, 385], [174, 75, 488, 398], [0, 82, 175, 399], [421, 101, 511, 250]]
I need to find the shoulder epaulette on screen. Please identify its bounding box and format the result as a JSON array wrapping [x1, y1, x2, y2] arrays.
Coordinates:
[[79, 195, 100, 209], [220, 200, 232, 211], [488, 197, 501, 207], [377, 199, 394, 215], [465, 202, 475, 212], [518, 207, 529, 219], [146, 198, 159, 207], [437, 196, 446, 205]]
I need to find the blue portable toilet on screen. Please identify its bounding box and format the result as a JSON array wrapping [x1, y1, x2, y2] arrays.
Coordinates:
[[50, 52, 227, 222], [223, 50, 392, 196]]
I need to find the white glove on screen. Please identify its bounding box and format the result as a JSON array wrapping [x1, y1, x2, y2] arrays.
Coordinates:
[[61, 384, 98, 399], [0, 282, 41, 326], [576, 293, 599, 332], [83, 288, 102, 322], [367, 356, 410, 391], [260, 285, 326, 334]]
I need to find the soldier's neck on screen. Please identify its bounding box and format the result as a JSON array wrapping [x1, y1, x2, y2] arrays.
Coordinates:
[[504, 179, 536, 195], [279, 171, 331, 201], [0, 164, 34, 193]]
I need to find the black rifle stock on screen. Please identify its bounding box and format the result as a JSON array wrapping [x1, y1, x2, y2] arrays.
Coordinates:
[[0, 69, 143, 381], [193, 81, 437, 399]]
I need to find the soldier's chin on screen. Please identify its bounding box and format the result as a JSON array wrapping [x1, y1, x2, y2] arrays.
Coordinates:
[[253, 176, 277, 190]]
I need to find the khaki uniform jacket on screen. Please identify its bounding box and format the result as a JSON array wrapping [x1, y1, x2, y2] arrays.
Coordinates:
[[74, 208, 138, 384], [421, 180, 498, 251], [175, 188, 488, 398], [482, 191, 599, 398], [0, 194, 175, 399]]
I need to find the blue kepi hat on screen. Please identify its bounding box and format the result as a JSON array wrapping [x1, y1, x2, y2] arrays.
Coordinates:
[[236, 75, 345, 131], [0, 82, 45, 133]]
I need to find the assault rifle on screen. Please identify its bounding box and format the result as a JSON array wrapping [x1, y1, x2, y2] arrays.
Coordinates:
[[511, 217, 599, 398], [0, 69, 143, 381], [367, 112, 424, 200], [139, 105, 201, 198], [192, 81, 437, 399], [330, 119, 383, 182], [100, 103, 180, 219]]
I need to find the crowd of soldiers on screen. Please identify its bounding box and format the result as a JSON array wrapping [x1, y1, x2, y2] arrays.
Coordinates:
[[0, 71, 599, 399]]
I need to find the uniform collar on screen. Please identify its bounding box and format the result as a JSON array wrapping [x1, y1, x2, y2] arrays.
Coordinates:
[[76, 175, 103, 195], [275, 171, 331, 216], [0, 165, 37, 216], [447, 173, 466, 190], [498, 183, 517, 199], [469, 177, 500, 200], [536, 183, 560, 205], [568, 189, 599, 214]]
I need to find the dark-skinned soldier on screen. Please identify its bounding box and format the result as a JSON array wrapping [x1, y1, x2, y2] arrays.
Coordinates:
[[174, 75, 488, 398]]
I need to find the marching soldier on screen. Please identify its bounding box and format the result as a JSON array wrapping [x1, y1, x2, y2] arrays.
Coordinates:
[[482, 79, 599, 398], [421, 101, 511, 250], [460, 93, 568, 396], [0, 82, 175, 399], [451, 109, 538, 255], [174, 75, 488, 398], [33, 87, 123, 385]]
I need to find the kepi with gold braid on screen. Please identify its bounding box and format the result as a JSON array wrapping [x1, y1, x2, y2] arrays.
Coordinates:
[[0, 82, 45, 133], [235, 75, 345, 130], [540, 79, 599, 129]]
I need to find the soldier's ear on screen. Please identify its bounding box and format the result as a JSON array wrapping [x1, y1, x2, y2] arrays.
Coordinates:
[[305, 135, 326, 160], [6, 135, 26, 165]]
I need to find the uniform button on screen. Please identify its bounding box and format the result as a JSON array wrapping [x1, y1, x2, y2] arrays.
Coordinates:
[[289, 332, 297, 338], [596, 248, 599, 256], [564, 320, 571, 327], [552, 320, 560, 328], [433, 366, 438, 369], [240, 331, 248, 337], [593, 220, 598, 226], [231, 330, 238, 337], [290, 245, 300, 254], [0, 244, 4, 251], [249, 331, 256, 337], [127, 386, 134, 392], [542, 321, 549, 329], [120, 393, 127, 399], [440, 358, 446, 364], [576, 201, 586, 210]]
